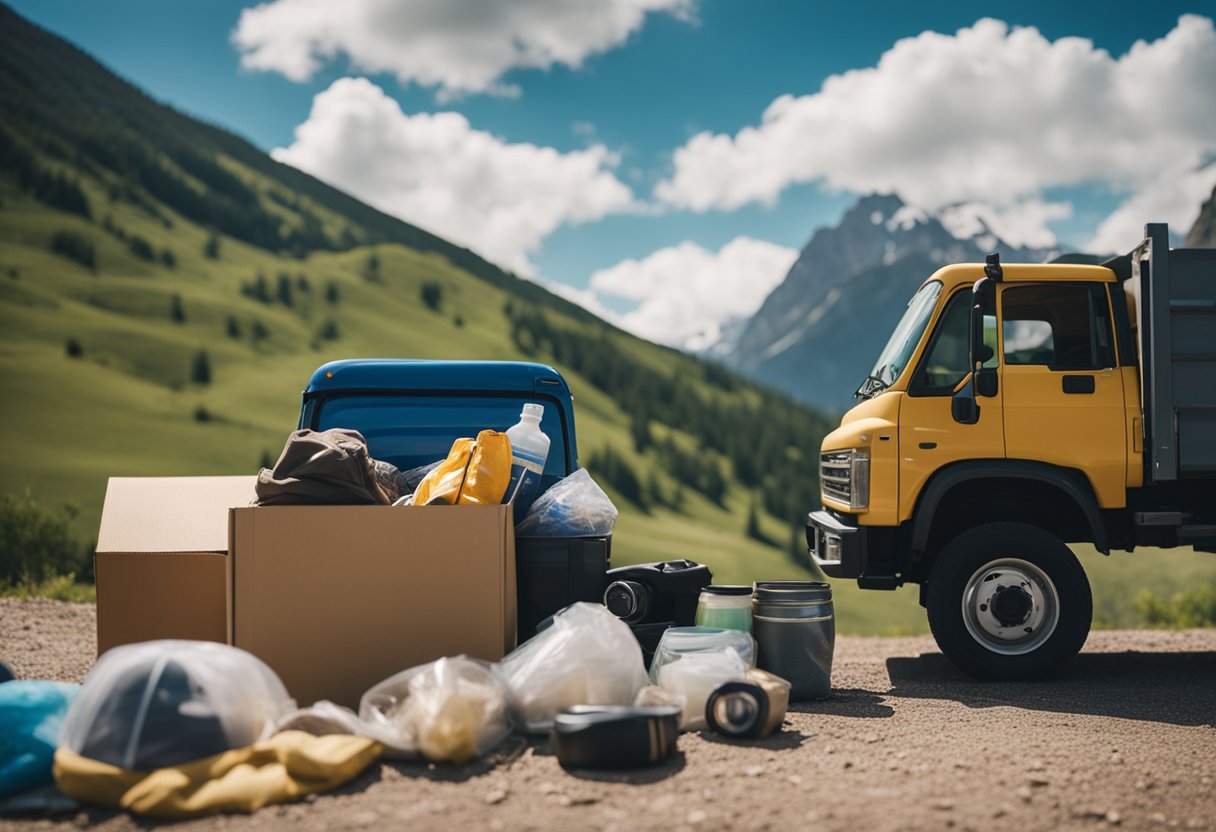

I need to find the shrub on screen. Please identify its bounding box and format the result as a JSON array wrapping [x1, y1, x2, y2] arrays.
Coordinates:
[[65, 338, 83, 358], [325, 281, 340, 304], [170, 293, 186, 323], [318, 320, 340, 341], [276, 273, 294, 307], [363, 252, 381, 283], [203, 232, 221, 260], [194, 405, 211, 422], [128, 235, 155, 261], [225, 315, 242, 339], [453, 314, 465, 328], [421, 281, 443, 311], [241, 272, 272, 304], [1135, 586, 1216, 628], [250, 319, 270, 342], [160, 248, 176, 268], [0, 491, 84, 586], [50, 230, 96, 271]]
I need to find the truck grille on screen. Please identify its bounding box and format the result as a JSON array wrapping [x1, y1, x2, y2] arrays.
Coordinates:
[[821, 451, 852, 504]]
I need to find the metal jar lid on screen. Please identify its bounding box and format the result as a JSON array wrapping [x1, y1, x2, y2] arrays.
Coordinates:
[[752, 580, 832, 603], [703, 584, 752, 596]]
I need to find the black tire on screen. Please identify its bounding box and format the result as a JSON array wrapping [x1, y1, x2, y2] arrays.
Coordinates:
[[925, 522, 1091, 681]]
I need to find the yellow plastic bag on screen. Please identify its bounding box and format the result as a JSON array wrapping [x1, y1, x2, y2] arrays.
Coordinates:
[[413, 430, 511, 506]]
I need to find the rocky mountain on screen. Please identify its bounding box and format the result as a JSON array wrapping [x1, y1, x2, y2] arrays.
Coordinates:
[[1187, 184, 1216, 248], [715, 194, 1057, 411]]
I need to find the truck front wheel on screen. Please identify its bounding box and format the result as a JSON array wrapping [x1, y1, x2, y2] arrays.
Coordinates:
[[925, 522, 1091, 680]]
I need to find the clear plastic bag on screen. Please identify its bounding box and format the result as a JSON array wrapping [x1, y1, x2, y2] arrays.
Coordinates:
[[276, 700, 417, 759], [59, 640, 294, 770], [515, 469, 617, 537], [495, 602, 647, 732], [360, 656, 510, 764]]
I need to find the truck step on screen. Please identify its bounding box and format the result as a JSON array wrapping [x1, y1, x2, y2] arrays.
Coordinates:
[[1177, 525, 1216, 542], [1134, 511, 1184, 527], [857, 574, 900, 590]]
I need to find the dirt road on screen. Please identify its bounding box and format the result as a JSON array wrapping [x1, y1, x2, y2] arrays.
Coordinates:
[[2, 598, 1213, 831]]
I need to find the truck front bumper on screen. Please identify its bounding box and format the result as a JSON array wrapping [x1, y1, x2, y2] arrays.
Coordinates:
[[807, 509, 900, 588]]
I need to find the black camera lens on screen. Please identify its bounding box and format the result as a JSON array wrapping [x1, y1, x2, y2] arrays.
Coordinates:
[[604, 580, 649, 623]]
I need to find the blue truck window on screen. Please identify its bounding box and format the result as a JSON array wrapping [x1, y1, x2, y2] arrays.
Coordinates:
[[314, 395, 569, 478]]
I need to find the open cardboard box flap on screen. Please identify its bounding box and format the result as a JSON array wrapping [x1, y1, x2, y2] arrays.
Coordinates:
[[95, 476, 257, 654]]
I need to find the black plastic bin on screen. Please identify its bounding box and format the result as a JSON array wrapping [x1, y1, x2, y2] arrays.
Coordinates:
[[515, 536, 611, 641]]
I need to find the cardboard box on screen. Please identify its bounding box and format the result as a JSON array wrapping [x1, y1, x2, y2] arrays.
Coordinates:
[[230, 504, 517, 708], [95, 476, 256, 655]]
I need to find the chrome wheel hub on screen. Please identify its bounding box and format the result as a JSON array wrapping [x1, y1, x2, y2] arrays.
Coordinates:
[[961, 558, 1059, 655]]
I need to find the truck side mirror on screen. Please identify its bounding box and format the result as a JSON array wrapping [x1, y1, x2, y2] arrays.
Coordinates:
[[952, 375, 979, 424], [954, 275, 997, 424]]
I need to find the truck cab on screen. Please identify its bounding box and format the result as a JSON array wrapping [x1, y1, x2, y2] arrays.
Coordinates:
[[808, 224, 1216, 679]]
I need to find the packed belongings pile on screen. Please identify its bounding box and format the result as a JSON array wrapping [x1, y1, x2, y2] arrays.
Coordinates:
[[0, 362, 838, 818]]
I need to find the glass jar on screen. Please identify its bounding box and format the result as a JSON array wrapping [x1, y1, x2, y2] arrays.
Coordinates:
[[694, 584, 753, 632]]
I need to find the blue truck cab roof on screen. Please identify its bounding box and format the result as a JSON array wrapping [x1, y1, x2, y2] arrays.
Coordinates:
[[298, 359, 578, 480]]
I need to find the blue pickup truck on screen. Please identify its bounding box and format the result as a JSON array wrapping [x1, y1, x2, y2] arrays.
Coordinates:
[[296, 359, 605, 637]]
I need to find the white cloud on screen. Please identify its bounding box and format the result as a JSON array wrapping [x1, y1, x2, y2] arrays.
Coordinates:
[[271, 77, 636, 274], [233, 0, 695, 99], [588, 237, 799, 349], [1087, 161, 1216, 254], [655, 15, 1216, 224], [938, 200, 1072, 249]]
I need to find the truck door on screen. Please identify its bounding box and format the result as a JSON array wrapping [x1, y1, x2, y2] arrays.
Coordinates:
[[1000, 282, 1127, 507], [899, 287, 1004, 519]]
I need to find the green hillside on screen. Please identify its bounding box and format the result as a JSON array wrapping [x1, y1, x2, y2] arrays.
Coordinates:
[[0, 2, 931, 634]]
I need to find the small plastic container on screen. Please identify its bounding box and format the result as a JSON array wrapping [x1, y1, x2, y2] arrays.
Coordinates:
[[648, 627, 755, 731], [694, 585, 753, 632]]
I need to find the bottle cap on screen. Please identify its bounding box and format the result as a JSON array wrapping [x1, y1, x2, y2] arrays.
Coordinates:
[[522, 403, 544, 419]]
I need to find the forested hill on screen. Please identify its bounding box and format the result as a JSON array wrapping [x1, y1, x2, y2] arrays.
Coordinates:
[[0, 1, 603, 323], [0, 2, 842, 596]]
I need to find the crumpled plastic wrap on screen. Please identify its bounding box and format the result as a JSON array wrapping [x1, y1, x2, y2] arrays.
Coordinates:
[[276, 657, 510, 765], [515, 469, 617, 537], [361, 657, 511, 765], [276, 700, 416, 759], [495, 603, 647, 732]]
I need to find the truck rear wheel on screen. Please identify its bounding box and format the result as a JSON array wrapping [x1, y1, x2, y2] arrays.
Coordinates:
[[925, 522, 1091, 680]]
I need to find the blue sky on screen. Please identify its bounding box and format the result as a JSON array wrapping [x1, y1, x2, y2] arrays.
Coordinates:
[[11, 0, 1216, 346]]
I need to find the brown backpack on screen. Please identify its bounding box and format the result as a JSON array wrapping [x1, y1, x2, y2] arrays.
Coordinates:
[[255, 429, 389, 506]]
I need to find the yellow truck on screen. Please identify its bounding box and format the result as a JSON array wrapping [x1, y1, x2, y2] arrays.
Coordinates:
[[807, 223, 1216, 678]]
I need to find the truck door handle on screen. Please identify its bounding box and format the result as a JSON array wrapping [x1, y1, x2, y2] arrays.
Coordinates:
[[1062, 375, 1095, 394]]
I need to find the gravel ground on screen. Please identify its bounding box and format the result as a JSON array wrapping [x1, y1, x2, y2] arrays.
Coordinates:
[[1, 598, 1214, 832]]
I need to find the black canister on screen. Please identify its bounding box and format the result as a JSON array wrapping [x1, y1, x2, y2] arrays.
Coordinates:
[[752, 581, 834, 701]]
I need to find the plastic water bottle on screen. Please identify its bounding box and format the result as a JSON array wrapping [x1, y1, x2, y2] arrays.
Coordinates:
[[505, 403, 550, 522]]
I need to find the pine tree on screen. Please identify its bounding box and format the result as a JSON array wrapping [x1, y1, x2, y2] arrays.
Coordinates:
[[191, 349, 211, 385]]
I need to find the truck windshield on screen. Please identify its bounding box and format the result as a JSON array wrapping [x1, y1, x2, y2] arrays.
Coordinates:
[[858, 280, 942, 399]]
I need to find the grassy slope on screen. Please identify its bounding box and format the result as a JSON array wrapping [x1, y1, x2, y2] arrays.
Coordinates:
[[2, 182, 869, 604], [4, 184, 1215, 634]]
